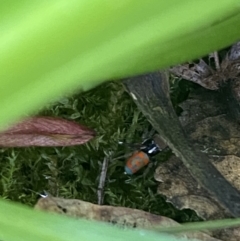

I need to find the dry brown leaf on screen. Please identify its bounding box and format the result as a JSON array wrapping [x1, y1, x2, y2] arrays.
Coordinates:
[[155, 156, 224, 220], [170, 60, 218, 90], [35, 196, 221, 241], [170, 41, 240, 91], [214, 155, 240, 190]]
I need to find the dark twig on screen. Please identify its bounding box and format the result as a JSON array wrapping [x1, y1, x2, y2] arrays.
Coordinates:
[[97, 157, 109, 205]]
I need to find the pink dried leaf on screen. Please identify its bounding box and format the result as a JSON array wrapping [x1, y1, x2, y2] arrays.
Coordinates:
[[0, 117, 96, 147]]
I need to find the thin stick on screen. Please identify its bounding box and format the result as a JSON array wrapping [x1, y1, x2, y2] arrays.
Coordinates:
[[97, 157, 109, 205], [213, 51, 220, 70], [23, 188, 48, 198], [112, 152, 132, 161]]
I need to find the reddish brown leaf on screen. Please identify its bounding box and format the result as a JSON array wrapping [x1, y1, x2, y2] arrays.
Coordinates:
[[0, 116, 95, 147]]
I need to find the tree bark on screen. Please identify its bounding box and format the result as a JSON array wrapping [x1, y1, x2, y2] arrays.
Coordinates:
[[123, 71, 240, 217]]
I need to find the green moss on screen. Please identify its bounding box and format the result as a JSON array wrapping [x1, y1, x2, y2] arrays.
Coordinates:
[[0, 80, 200, 223]]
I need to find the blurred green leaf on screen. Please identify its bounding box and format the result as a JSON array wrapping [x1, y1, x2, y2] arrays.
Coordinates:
[[0, 198, 186, 241], [1, 1, 240, 128]]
